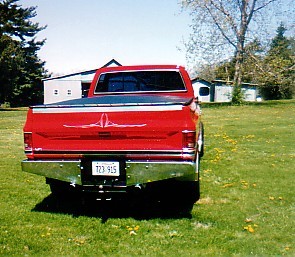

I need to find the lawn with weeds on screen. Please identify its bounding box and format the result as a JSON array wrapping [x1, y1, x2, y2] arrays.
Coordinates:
[[0, 100, 294, 256]]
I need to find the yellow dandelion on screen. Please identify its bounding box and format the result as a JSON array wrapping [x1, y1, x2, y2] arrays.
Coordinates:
[[248, 226, 255, 233], [243, 225, 255, 233], [222, 183, 235, 188]]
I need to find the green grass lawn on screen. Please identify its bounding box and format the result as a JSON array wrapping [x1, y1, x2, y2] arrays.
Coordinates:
[[0, 101, 294, 256]]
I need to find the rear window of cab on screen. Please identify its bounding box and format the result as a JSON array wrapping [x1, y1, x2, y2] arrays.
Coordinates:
[[94, 70, 186, 94]]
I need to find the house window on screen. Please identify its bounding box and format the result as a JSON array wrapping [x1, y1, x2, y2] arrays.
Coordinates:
[[53, 89, 59, 96], [67, 89, 72, 96]]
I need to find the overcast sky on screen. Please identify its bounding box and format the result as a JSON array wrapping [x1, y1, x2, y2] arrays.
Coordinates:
[[19, 0, 192, 75]]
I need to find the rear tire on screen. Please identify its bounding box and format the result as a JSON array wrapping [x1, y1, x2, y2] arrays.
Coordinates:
[[168, 181, 199, 214], [146, 179, 200, 214]]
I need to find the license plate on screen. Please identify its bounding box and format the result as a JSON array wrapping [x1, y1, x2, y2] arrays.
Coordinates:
[[92, 161, 120, 176]]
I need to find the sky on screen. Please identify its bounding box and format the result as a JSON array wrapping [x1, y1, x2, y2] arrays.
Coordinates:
[[19, 0, 192, 75]]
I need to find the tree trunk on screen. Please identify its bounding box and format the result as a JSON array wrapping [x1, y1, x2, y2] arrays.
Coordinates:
[[232, 49, 244, 104], [233, 50, 243, 86]]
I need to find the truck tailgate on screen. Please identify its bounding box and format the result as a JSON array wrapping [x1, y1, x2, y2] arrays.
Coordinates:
[[28, 95, 196, 155]]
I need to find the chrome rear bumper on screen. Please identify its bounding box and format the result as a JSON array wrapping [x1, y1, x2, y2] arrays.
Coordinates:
[[21, 159, 198, 186]]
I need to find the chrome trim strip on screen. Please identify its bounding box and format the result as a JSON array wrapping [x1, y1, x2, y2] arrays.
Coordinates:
[[93, 90, 187, 95], [32, 152, 196, 159], [182, 130, 196, 133], [32, 149, 195, 155], [97, 68, 180, 75], [32, 105, 183, 114], [34, 149, 184, 153]]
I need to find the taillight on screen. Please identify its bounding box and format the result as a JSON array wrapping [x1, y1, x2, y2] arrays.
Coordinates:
[[24, 132, 33, 152], [182, 130, 196, 149]]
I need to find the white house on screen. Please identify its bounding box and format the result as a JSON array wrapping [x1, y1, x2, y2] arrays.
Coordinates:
[[43, 59, 121, 104]]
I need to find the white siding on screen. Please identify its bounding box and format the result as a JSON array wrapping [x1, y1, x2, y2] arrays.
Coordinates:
[[81, 73, 95, 82], [44, 80, 81, 104], [214, 86, 258, 102], [192, 82, 211, 102], [215, 85, 232, 102], [242, 88, 257, 101]]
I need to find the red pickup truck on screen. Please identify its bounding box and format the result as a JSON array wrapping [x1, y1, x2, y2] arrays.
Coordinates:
[[22, 65, 204, 212]]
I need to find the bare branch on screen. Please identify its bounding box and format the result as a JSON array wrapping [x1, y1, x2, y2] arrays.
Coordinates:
[[246, 0, 257, 26], [204, 4, 238, 50], [208, 0, 239, 36], [253, 0, 277, 13]]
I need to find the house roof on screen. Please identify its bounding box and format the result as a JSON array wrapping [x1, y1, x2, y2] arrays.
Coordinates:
[[191, 77, 212, 86], [191, 78, 258, 89], [43, 59, 122, 81], [212, 79, 258, 86]]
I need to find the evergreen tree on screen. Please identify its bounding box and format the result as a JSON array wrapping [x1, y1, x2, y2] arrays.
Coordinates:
[[258, 24, 295, 100], [0, 0, 46, 107]]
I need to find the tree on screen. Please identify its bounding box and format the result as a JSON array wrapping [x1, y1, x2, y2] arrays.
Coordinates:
[[0, 0, 46, 107], [214, 38, 263, 83], [182, 0, 294, 103], [207, 24, 294, 100], [257, 24, 295, 99]]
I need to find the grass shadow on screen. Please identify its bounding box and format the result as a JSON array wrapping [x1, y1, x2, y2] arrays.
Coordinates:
[[32, 193, 192, 222]]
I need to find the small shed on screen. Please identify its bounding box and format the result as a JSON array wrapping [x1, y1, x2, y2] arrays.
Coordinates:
[[191, 78, 212, 102], [191, 78, 259, 102], [212, 80, 258, 102], [43, 59, 122, 104]]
